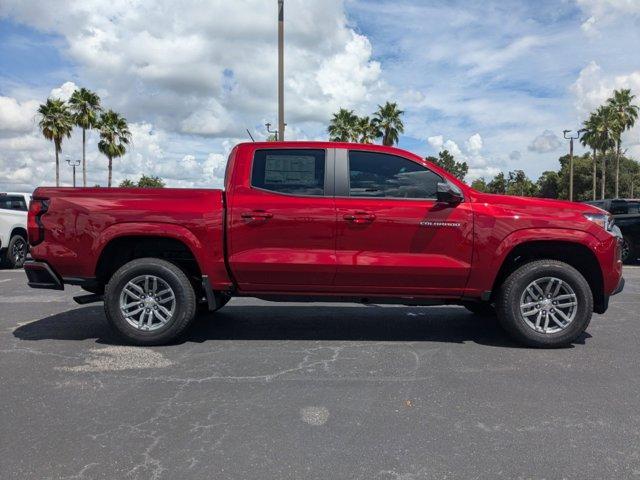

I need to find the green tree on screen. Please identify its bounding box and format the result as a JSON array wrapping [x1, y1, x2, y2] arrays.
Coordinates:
[[137, 175, 165, 188], [355, 116, 378, 143], [426, 149, 468, 181], [372, 102, 404, 146], [98, 110, 131, 187], [37, 98, 74, 187], [506, 170, 538, 197], [328, 108, 358, 142], [607, 89, 639, 198], [536, 171, 560, 199], [68, 88, 101, 187], [580, 113, 602, 201], [594, 105, 617, 199], [119, 179, 136, 187], [470, 178, 488, 192], [487, 172, 507, 194]]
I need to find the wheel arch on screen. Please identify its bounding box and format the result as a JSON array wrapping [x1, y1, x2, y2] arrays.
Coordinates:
[[95, 235, 203, 290], [491, 238, 604, 313], [10, 226, 27, 239]]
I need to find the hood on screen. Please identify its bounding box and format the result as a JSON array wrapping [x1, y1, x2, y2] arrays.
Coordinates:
[[471, 191, 602, 214]]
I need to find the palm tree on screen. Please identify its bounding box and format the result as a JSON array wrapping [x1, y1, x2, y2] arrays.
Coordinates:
[[38, 99, 74, 187], [69, 88, 101, 187], [372, 102, 404, 146], [607, 89, 639, 198], [594, 106, 616, 199], [581, 113, 601, 201], [355, 116, 378, 143], [328, 108, 358, 142], [98, 110, 131, 187]]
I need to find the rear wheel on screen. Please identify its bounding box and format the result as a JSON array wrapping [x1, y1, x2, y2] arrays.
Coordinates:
[[5, 234, 28, 269], [496, 259, 592, 348], [104, 258, 196, 345]]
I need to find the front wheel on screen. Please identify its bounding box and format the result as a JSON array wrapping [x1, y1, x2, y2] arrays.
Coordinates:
[[104, 258, 197, 345], [496, 260, 593, 348], [621, 236, 636, 264]]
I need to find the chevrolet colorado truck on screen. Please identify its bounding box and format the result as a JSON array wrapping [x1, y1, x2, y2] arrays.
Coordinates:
[[24, 142, 624, 347]]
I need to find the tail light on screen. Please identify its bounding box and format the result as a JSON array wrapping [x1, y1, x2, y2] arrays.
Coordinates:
[[28, 198, 49, 246]]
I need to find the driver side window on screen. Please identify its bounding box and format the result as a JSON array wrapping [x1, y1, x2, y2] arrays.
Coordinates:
[[348, 151, 442, 199]]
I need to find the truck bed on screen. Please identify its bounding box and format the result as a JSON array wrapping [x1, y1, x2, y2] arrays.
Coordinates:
[[29, 187, 231, 289]]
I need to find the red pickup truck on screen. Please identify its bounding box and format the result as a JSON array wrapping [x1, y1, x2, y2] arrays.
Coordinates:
[[25, 141, 624, 347]]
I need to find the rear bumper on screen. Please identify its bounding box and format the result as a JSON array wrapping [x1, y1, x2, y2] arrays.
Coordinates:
[[24, 260, 63, 290]]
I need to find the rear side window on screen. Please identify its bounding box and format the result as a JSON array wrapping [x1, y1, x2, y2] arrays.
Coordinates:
[[0, 195, 28, 211], [252, 149, 325, 196], [348, 151, 442, 199]]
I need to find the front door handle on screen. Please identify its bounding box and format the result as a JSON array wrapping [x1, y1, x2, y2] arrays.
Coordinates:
[[241, 210, 273, 222], [343, 211, 376, 224]]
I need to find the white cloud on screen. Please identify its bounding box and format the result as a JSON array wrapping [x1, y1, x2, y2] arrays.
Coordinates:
[[528, 130, 562, 153], [1, 0, 386, 135], [428, 132, 496, 180], [571, 62, 640, 153], [577, 0, 640, 35], [0, 96, 39, 134], [465, 133, 483, 154], [49, 81, 78, 102], [427, 135, 443, 150]]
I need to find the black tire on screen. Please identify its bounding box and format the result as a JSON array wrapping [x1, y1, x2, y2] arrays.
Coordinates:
[[621, 236, 636, 264], [463, 301, 495, 317], [104, 258, 196, 346], [496, 259, 593, 348], [5, 234, 28, 269]]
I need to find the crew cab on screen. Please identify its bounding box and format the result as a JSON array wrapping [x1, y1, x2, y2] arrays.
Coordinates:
[[24, 142, 624, 347], [0, 192, 30, 268]]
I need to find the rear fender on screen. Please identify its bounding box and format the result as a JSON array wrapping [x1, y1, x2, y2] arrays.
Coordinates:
[[93, 222, 204, 271]]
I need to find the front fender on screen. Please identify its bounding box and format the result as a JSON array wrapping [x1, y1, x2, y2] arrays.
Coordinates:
[[465, 227, 602, 297]]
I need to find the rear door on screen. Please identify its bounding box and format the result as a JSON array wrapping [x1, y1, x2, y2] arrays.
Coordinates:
[[333, 149, 474, 296], [227, 147, 337, 290]]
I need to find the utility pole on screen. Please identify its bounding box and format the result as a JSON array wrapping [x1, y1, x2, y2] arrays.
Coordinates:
[[563, 129, 584, 202], [66, 156, 81, 188], [277, 0, 285, 141]]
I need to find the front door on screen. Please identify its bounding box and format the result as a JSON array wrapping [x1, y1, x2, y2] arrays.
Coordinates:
[[333, 149, 473, 296], [227, 147, 337, 291]]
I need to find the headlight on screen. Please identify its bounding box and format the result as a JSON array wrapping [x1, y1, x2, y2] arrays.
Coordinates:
[[583, 212, 614, 231]]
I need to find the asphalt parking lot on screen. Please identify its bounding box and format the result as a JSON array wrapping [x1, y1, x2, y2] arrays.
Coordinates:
[[1, 267, 639, 480]]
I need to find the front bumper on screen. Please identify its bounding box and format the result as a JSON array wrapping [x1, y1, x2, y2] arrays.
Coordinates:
[[24, 260, 63, 290], [612, 276, 625, 296]]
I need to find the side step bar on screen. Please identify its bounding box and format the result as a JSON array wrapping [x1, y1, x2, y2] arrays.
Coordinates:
[[73, 293, 104, 305]]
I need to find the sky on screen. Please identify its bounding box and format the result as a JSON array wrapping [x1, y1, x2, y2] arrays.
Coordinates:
[[1, 0, 640, 191]]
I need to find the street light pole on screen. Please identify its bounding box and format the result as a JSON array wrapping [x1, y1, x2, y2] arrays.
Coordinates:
[[66, 157, 81, 188], [277, 0, 285, 141], [563, 129, 584, 202]]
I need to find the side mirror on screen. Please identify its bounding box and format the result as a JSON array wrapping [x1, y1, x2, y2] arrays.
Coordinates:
[[436, 182, 463, 205]]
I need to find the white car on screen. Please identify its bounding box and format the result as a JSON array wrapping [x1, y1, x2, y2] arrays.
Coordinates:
[[0, 192, 30, 268]]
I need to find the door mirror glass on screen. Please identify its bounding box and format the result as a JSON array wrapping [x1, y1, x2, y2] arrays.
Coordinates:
[[436, 182, 463, 205]]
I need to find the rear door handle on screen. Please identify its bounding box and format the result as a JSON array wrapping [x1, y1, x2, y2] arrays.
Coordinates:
[[241, 210, 273, 222], [343, 211, 376, 224]]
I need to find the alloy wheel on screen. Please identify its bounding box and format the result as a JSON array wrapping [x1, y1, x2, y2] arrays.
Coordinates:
[[519, 277, 577, 334], [119, 275, 176, 331]]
